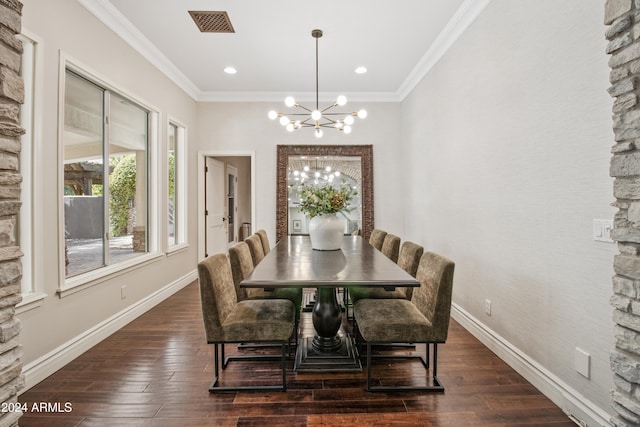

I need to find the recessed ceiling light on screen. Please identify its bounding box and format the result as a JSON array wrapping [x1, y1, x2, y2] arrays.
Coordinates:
[[224, 66, 237, 74], [355, 66, 367, 74]]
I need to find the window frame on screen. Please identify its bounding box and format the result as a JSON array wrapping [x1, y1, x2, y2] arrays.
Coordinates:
[[58, 55, 161, 297], [16, 29, 47, 313], [167, 118, 188, 254]]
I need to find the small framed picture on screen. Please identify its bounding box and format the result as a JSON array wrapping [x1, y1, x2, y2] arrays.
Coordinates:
[[292, 220, 301, 232]]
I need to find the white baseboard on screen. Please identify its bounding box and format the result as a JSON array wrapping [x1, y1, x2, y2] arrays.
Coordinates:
[[20, 270, 198, 393], [451, 303, 612, 427]]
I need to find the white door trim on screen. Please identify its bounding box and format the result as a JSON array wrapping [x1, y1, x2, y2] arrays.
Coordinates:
[[197, 150, 255, 261]]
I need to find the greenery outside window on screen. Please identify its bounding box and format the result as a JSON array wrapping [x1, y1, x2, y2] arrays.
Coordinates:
[[167, 120, 186, 250]]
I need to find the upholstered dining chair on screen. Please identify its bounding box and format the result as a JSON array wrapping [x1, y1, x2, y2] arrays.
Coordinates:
[[245, 234, 265, 266], [228, 241, 303, 340], [353, 251, 455, 392], [348, 241, 424, 304], [197, 253, 295, 392], [256, 229, 271, 255], [381, 233, 401, 263], [368, 229, 387, 251]]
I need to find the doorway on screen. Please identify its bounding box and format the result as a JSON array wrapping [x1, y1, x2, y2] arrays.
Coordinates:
[[200, 153, 254, 259]]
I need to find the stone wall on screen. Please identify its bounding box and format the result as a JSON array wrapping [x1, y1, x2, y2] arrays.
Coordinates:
[[0, 0, 23, 426], [607, 1, 640, 425]]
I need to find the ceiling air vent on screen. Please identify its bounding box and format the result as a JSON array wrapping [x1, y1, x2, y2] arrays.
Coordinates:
[[188, 11, 235, 33]]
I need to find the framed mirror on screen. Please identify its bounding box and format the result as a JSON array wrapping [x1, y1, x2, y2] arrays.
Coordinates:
[[276, 145, 373, 242]]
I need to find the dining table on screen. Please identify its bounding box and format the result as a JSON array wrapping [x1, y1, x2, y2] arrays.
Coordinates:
[[240, 235, 420, 372]]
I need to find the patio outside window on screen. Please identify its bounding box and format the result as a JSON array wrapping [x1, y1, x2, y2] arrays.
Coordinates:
[[63, 69, 149, 278]]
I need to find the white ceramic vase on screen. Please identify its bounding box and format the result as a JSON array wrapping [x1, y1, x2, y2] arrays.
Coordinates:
[[309, 213, 344, 250]]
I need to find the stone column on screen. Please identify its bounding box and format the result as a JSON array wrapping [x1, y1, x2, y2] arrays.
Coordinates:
[[606, 1, 640, 425], [0, 1, 24, 426]]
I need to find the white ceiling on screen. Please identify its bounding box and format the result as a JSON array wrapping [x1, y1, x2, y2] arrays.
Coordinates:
[[80, 0, 490, 102]]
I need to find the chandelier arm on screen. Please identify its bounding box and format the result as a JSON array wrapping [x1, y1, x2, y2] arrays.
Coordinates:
[[295, 105, 314, 113], [280, 112, 315, 116]]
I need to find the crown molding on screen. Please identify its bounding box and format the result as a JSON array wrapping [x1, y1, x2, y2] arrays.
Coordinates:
[[79, 0, 491, 103], [196, 91, 402, 103], [396, 0, 493, 101], [77, 0, 201, 99]]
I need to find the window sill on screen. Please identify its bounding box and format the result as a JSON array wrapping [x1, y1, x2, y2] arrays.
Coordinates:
[[166, 243, 190, 257], [16, 291, 47, 314], [58, 251, 164, 298]]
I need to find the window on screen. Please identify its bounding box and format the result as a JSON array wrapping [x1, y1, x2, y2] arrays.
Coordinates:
[[63, 69, 150, 280], [167, 120, 186, 250], [17, 31, 44, 308]]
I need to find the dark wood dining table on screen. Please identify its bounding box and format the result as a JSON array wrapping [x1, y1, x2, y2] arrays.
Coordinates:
[[240, 235, 419, 372]]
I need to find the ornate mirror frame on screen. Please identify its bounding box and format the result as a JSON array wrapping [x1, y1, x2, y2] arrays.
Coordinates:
[[276, 144, 374, 243]]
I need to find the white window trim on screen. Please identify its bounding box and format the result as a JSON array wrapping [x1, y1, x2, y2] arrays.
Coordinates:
[[16, 29, 47, 313], [58, 53, 162, 297], [167, 117, 188, 254]]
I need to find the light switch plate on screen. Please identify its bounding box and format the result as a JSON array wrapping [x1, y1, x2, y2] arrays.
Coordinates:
[[593, 219, 613, 243]]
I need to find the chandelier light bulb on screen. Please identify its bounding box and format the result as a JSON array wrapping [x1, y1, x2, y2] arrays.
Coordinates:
[[285, 96, 296, 107], [268, 110, 278, 120], [358, 109, 368, 119], [334, 121, 343, 129], [286, 123, 294, 132], [311, 110, 322, 121], [344, 115, 355, 125], [336, 95, 347, 106], [343, 125, 352, 134], [315, 128, 323, 138], [279, 116, 289, 126]]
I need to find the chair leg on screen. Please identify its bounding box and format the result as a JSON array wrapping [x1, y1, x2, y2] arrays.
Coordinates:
[[209, 341, 289, 393], [209, 344, 220, 390], [364, 341, 444, 392], [366, 342, 372, 391]]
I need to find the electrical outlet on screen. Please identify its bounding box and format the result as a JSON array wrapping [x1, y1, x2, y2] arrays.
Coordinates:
[[485, 299, 492, 316], [575, 347, 590, 379], [121, 286, 127, 300]]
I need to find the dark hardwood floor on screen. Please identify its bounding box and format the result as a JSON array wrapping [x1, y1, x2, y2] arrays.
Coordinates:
[[19, 282, 575, 426]]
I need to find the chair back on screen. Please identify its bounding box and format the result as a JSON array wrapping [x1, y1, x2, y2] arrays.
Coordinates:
[[381, 234, 401, 263], [197, 253, 239, 343], [369, 229, 387, 250], [228, 242, 253, 300], [397, 241, 424, 300], [411, 252, 455, 342], [256, 229, 271, 255], [245, 234, 265, 266], [397, 241, 423, 277]]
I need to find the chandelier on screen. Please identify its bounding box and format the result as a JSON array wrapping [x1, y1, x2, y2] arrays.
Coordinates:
[[268, 29, 367, 138]]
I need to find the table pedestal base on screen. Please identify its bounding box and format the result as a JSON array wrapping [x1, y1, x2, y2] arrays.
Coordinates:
[[295, 334, 362, 372]]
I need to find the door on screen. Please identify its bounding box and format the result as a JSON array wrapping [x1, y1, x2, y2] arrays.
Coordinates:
[[227, 165, 238, 246], [205, 157, 227, 256]]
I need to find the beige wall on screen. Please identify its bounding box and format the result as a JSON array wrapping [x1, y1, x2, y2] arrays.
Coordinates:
[[400, 0, 615, 420], [19, 0, 199, 382]]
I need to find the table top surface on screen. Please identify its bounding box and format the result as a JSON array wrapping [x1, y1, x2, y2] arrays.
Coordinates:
[[240, 235, 419, 289]]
